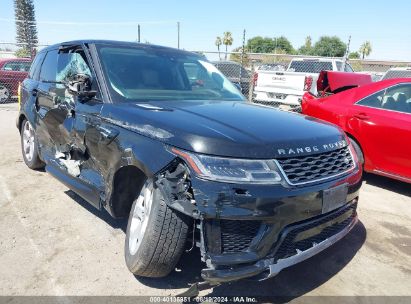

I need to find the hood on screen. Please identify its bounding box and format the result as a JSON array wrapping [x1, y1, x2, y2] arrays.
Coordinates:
[[100, 100, 347, 159]]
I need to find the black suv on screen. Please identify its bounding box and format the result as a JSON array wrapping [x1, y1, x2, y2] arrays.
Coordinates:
[[17, 40, 362, 285]]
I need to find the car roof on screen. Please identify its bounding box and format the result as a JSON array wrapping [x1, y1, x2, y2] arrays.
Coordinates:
[[343, 78, 411, 99], [40, 39, 199, 57], [0, 57, 31, 64]]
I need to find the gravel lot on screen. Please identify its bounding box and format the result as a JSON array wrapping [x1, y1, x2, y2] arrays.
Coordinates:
[[0, 103, 410, 300]]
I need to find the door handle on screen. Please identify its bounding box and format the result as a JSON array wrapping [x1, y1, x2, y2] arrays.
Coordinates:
[[353, 113, 369, 120], [32, 89, 38, 97]]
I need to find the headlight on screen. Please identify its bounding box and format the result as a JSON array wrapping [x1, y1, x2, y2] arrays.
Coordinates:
[[171, 148, 283, 184]]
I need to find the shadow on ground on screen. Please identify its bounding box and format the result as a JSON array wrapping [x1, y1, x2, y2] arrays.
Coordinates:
[[138, 221, 366, 301], [64, 190, 127, 232], [364, 173, 411, 197]]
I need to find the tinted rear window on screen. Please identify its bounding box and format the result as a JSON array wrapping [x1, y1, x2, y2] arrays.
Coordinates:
[[289, 61, 333, 73]]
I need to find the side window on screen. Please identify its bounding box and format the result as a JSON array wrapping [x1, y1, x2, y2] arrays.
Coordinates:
[[29, 52, 45, 80], [381, 84, 411, 114], [357, 84, 411, 114], [357, 90, 385, 109], [56, 52, 92, 82], [39, 50, 58, 82], [2, 61, 31, 72]]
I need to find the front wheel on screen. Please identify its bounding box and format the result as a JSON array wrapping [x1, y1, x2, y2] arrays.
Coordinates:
[[20, 119, 44, 169], [125, 179, 190, 278]]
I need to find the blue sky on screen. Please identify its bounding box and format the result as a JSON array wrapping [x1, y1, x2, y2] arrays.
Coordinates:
[[1, 0, 411, 60]]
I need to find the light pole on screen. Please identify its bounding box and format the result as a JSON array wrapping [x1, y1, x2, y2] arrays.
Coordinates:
[[177, 22, 180, 49], [138, 24, 141, 43]]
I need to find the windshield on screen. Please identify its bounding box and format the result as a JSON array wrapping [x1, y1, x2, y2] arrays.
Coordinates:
[[96, 45, 245, 102], [289, 61, 333, 73]]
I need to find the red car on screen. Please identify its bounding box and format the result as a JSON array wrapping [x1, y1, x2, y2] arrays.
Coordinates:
[[0, 58, 31, 103], [302, 72, 411, 183]]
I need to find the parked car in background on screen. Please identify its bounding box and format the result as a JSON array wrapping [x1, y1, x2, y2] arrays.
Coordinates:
[[302, 75, 411, 183], [253, 58, 354, 111], [0, 58, 31, 102], [381, 67, 411, 80], [212, 60, 251, 96]]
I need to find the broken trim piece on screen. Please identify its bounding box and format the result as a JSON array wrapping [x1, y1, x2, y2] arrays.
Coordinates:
[[155, 160, 198, 218]]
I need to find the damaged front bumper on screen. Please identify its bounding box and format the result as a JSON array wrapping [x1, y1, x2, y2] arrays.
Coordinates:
[[201, 205, 358, 283], [186, 167, 362, 284]]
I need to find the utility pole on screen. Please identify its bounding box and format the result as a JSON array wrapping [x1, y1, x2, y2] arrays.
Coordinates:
[[240, 29, 246, 96], [177, 22, 180, 49], [240, 29, 246, 71], [137, 24, 141, 43], [342, 35, 351, 71]]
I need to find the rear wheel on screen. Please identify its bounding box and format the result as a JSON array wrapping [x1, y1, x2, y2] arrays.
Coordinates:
[[125, 179, 190, 277], [20, 119, 44, 169]]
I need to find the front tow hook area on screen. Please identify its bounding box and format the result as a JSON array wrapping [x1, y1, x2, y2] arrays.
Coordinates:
[[177, 281, 221, 298]]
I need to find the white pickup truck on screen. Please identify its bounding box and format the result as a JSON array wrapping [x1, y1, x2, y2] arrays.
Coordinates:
[[253, 58, 354, 111]]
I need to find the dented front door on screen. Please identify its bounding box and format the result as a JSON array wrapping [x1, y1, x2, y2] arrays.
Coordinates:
[[35, 48, 74, 156]]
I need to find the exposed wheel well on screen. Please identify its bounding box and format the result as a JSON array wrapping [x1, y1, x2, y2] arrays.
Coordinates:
[[111, 165, 147, 218], [345, 132, 365, 166], [345, 132, 363, 152]]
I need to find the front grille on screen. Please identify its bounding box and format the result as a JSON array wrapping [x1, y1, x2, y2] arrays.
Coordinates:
[[272, 202, 357, 261], [277, 147, 354, 185], [221, 220, 261, 253]]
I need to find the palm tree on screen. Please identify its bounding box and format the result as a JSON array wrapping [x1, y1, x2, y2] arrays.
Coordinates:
[[215, 36, 222, 60], [359, 41, 372, 59], [223, 32, 233, 60]]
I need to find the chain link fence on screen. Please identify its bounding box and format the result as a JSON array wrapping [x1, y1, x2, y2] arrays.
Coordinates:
[[203, 51, 411, 112], [1, 42, 410, 108]]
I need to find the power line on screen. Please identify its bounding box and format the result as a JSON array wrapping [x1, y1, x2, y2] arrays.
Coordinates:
[[0, 17, 176, 26]]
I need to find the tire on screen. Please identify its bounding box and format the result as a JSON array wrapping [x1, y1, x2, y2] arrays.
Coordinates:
[[0, 84, 10, 103], [125, 179, 190, 278], [350, 139, 364, 166], [20, 119, 45, 169]]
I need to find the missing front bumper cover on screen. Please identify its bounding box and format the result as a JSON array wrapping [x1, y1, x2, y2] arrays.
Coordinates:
[[201, 212, 358, 283]]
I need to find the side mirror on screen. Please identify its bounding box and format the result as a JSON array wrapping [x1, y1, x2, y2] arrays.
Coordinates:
[[67, 73, 97, 101]]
